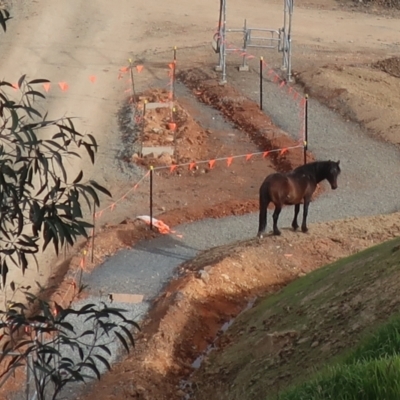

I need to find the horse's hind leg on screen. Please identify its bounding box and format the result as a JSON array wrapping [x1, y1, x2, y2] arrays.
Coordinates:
[[291, 203, 300, 231], [272, 206, 282, 236], [257, 183, 270, 238], [301, 197, 311, 233]]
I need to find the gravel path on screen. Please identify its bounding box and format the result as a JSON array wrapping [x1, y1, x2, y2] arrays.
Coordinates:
[[50, 68, 400, 398]]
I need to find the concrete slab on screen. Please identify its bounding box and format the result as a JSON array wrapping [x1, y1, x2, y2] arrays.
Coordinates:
[[142, 146, 174, 157], [108, 293, 144, 303], [145, 102, 173, 110]]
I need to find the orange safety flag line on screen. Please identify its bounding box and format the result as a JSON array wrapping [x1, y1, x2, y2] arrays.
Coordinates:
[[263, 151, 270, 158], [208, 159, 216, 169], [227, 157, 233, 167], [246, 55, 255, 60], [12, 83, 18, 90], [89, 75, 97, 83], [43, 82, 51, 92], [170, 164, 177, 173], [110, 203, 116, 211], [58, 82, 69, 91], [136, 65, 144, 73], [280, 148, 288, 155], [293, 92, 299, 100], [299, 97, 306, 107], [245, 154, 253, 161], [189, 162, 196, 171], [134, 183, 139, 189]]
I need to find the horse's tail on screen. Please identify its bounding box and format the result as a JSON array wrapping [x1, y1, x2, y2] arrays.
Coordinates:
[[257, 180, 270, 238]]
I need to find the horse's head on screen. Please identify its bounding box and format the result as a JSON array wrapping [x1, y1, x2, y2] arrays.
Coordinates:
[[326, 160, 341, 190]]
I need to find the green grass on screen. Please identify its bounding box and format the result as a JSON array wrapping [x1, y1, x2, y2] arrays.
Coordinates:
[[280, 356, 400, 400], [279, 313, 400, 400]]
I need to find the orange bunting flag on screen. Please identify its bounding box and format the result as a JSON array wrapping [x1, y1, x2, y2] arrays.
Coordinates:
[[240, 52, 247, 57], [168, 63, 174, 70], [280, 148, 288, 155], [279, 80, 286, 88], [208, 159, 216, 169], [170, 164, 177, 173], [262, 60, 268, 69], [58, 82, 69, 91], [110, 203, 116, 211], [227, 157, 233, 167], [246, 55, 255, 60], [300, 97, 306, 107], [43, 82, 51, 92], [245, 154, 253, 161], [136, 65, 144, 73], [119, 66, 129, 73], [94, 212, 99, 219], [293, 92, 299, 100], [263, 151, 269, 158], [288, 87, 293, 95], [12, 83, 18, 90], [89, 75, 97, 83], [268, 69, 274, 76], [189, 162, 196, 171], [79, 257, 85, 269]]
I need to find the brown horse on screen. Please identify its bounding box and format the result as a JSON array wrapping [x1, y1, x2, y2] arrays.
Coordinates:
[[257, 160, 341, 238]]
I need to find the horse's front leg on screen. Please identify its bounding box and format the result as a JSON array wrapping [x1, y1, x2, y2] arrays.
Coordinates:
[[272, 206, 282, 236], [301, 197, 311, 233], [291, 203, 300, 231]]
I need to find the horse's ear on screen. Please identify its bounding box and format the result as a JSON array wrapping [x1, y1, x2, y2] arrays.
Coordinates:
[[337, 160, 340, 166]]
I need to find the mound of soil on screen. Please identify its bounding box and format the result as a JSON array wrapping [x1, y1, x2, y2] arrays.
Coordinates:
[[372, 56, 400, 78]]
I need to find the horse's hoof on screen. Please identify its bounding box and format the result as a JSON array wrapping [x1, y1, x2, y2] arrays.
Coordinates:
[[301, 226, 308, 233], [257, 232, 264, 239], [292, 225, 299, 231], [273, 230, 281, 236]]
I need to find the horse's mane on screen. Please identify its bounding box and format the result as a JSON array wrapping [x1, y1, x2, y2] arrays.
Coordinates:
[[292, 160, 330, 174]]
